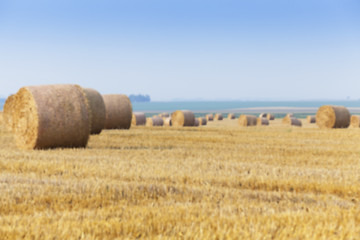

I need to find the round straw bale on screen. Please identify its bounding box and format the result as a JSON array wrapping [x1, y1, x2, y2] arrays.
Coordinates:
[[286, 113, 294, 118], [193, 118, 200, 127], [132, 112, 146, 126], [198, 117, 207, 126], [350, 115, 360, 128], [214, 113, 223, 121], [171, 110, 195, 127], [316, 105, 350, 129], [206, 114, 214, 121], [267, 114, 275, 120], [163, 117, 172, 127], [12, 84, 90, 149], [159, 113, 170, 118], [146, 116, 164, 127], [238, 115, 257, 127], [227, 113, 236, 119], [307, 115, 316, 124], [259, 113, 267, 118], [103, 94, 133, 129], [282, 116, 302, 127], [3, 94, 16, 131], [83, 88, 106, 134], [257, 117, 269, 126]]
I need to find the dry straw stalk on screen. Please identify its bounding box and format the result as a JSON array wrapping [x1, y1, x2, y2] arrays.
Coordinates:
[[103, 94, 133, 129], [316, 105, 350, 129]]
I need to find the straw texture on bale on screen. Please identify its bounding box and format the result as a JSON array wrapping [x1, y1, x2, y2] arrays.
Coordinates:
[[267, 114, 275, 120], [259, 113, 267, 118], [159, 113, 170, 118], [12, 84, 91, 150], [3, 94, 16, 131], [307, 115, 316, 124], [198, 117, 207, 126], [163, 117, 172, 127], [103, 94, 133, 130], [316, 105, 350, 129], [350, 115, 360, 128], [146, 116, 164, 127], [238, 115, 257, 127], [227, 113, 236, 119], [83, 88, 106, 134], [257, 117, 269, 126], [215, 113, 223, 121], [282, 116, 302, 127], [206, 114, 214, 121], [131, 112, 146, 126], [193, 118, 200, 127], [171, 110, 195, 127]]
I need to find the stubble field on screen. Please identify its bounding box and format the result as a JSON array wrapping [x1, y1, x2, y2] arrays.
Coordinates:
[[0, 112, 360, 239]]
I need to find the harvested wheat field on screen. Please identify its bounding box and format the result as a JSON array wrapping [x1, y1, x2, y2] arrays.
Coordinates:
[[1, 114, 360, 239]]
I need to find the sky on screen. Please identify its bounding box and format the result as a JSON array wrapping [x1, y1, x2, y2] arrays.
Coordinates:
[[0, 0, 360, 101]]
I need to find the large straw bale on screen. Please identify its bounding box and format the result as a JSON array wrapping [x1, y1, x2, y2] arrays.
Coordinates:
[[3, 94, 16, 131], [198, 117, 207, 126], [163, 117, 172, 127], [83, 88, 106, 134], [146, 116, 164, 127], [238, 115, 257, 127], [206, 114, 214, 121], [171, 110, 195, 127], [227, 113, 236, 119], [267, 114, 275, 120], [12, 84, 91, 149], [282, 116, 302, 127], [307, 115, 316, 124], [214, 113, 223, 121], [316, 105, 350, 129], [350, 115, 360, 128], [132, 112, 146, 126], [103, 94, 133, 129], [257, 117, 269, 126]]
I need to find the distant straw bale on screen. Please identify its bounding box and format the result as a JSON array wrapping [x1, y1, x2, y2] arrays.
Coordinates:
[[286, 113, 294, 118], [267, 114, 275, 120], [238, 115, 257, 127], [206, 114, 214, 121], [103, 94, 133, 129], [193, 118, 200, 127], [227, 113, 235, 119], [350, 115, 360, 128], [171, 110, 195, 127], [198, 117, 207, 126], [316, 105, 350, 129], [163, 117, 172, 127], [3, 94, 16, 131], [214, 113, 223, 121], [146, 116, 164, 127], [159, 113, 170, 118], [259, 113, 267, 118], [132, 112, 146, 126], [257, 117, 269, 126], [83, 88, 106, 134], [307, 115, 316, 124], [12, 84, 91, 150], [282, 116, 302, 127]]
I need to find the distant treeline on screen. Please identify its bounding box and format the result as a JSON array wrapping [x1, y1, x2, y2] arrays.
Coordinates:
[[129, 94, 151, 103]]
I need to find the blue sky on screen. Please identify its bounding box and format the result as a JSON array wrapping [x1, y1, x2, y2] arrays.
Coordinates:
[[1, 0, 359, 101]]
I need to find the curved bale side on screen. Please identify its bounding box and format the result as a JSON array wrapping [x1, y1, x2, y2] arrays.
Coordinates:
[[83, 88, 106, 134], [103, 94, 133, 130], [132, 112, 146, 126], [267, 114, 275, 120], [307, 115, 316, 124], [198, 117, 207, 126], [12, 84, 91, 150], [3, 94, 16, 131], [214, 113, 223, 121], [238, 115, 257, 127], [257, 117, 269, 126], [163, 117, 172, 127], [316, 105, 350, 129], [350, 115, 360, 128], [227, 113, 235, 119], [171, 110, 195, 127], [193, 118, 200, 127], [146, 116, 164, 127], [206, 114, 214, 121], [282, 116, 302, 127]]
